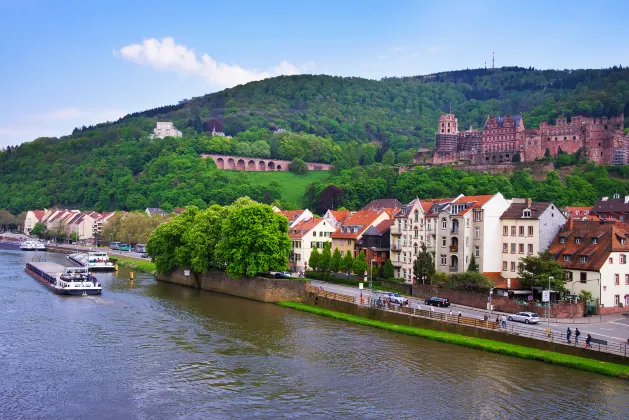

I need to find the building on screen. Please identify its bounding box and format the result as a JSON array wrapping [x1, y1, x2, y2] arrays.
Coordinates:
[[323, 209, 351, 228], [592, 194, 629, 221], [277, 209, 314, 228], [417, 113, 626, 166], [23, 210, 45, 234], [549, 219, 629, 314], [361, 198, 402, 212], [499, 200, 566, 280], [356, 220, 394, 268], [331, 210, 391, 258], [153, 122, 182, 139], [562, 206, 598, 221], [145, 208, 168, 217], [92, 212, 116, 238], [433, 193, 510, 274], [288, 217, 336, 272]]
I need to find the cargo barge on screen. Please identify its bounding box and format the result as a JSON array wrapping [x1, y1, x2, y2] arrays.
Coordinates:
[[25, 262, 102, 295]]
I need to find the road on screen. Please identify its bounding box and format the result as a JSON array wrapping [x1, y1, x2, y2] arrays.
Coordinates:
[[311, 280, 629, 345], [46, 243, 150, 260]]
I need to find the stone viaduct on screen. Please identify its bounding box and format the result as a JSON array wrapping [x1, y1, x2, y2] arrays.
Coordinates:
[[200, 154, 331, 172]]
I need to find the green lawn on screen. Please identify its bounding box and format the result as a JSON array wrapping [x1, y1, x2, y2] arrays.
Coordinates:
[[223, 170, 330, 207]]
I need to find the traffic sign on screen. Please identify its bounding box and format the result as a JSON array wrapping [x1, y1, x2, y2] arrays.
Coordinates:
[[527, 295, 533, 301], [359, 283, 364, 290], [542, 290, 550, 302]]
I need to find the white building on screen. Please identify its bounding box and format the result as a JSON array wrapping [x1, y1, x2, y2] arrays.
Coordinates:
[[153, 122, 182, 139], [288, 217, 336, 272], [277, 209, 314, 228], [23, 210, 45, 234], [500, 200, 566, 279], [550, 219, 629, 314], [390, 198, 432, 283]]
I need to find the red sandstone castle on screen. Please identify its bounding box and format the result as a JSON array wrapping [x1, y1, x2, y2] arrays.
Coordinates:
[[416, 113, 627, 165]]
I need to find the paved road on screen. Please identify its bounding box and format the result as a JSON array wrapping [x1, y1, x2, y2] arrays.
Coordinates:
[[311, 280, 629, 345], [46, 243, 150, 260]]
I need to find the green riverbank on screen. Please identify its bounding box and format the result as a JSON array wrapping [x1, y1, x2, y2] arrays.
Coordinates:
[[110, 256, 156, 274], [278, 301, 629, 379]]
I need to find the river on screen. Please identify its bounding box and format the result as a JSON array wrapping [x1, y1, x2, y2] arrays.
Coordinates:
[[1, 250, 628, 419]]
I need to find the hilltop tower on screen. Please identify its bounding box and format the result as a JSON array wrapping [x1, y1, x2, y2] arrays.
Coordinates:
[[435, 114, 459, 152]]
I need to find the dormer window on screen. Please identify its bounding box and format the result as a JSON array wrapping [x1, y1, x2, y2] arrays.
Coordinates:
[[559, 237, 566, 244], [563, 255, 572, 262], [575, 211, 580, 215], [621, 238, 627, 245], [523, 209, 531, 218], [579, 256, 588, 263], [575, 237, 582, 244], [592, 238, 598, 245]]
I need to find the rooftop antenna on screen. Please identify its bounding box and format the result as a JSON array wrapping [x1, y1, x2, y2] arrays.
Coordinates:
[[492, 52, 494, 70]]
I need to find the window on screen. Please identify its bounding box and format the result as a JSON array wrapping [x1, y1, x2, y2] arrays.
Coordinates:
[[402, 269, 406, 279], [614, 274, 620, 285], [519, 226, 524, 237], [528, 244, 533, 254], [414, 228, 418, 239], [511, 226, 516, 236], [503, 243, 508, 253], [609, 258, 613, 264], [559, 237, 566, 244], [475, 246, 480, 257], [563, 255, 571, 262], [414, 210, 418, 222], [579, 256, 587, 263], [414, 244, 418, 255], [580, 272, 587, 283], [474, 227, 480, 239], [503, 261, 508, 271], [510, 262, 516, 272], [427, 222, 431, 231], [473, 211, 482, 222], [528, 226, 534, 236], [592, 238, 598, 245], [441, 218, 447, 229], [465, 237, 469, 246], [622, 238, 627, 245], [442, 237, 446, 247], [466, 219, 469, 228], [441, 255, 447, 265], [313, 231, 317, 237], [519, 244, 524, 254], [565, 271, 573, 281], [511, 243, 516, 254], [575, 237, 581, 244], [625, 274, 629, 285], [621, 255, 626, 264], [615, 295, 620, 306], [523, 209, 531, 218], [503, 226, 508, 236]]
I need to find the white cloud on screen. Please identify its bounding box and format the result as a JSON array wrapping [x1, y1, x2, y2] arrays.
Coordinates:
[[428, 46, 441, 52], [116, 37, 310, 88]]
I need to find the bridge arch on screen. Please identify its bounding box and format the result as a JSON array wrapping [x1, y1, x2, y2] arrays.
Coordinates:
[[258, 160, 266, 171], [226, 158, 235, 170], [236, 159, 245, 171], [268, 161, 276, 170], [215, 157, 225, 169], [247, 160, 256, 171]]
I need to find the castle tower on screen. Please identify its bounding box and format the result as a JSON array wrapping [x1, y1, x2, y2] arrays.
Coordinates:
[[435, 114, 459, 152]]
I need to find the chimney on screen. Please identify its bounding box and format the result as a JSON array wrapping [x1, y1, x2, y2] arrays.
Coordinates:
[[567, 217, 574, 231], [625, 196, 629, 204], [526, 198, 532, 208], [602, 197, 608, 201]]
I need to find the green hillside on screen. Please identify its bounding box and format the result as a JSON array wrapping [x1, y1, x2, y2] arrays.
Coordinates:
[[1, 66, 629, 214]]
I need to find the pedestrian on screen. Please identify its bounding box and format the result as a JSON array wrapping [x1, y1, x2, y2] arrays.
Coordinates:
[[585, 334, 592, 348], [496, 315, 500, 325], [483, 314, 488, 321], [501, 314, 507, 329], [458, 310, 462, 318], [566, 327, 572, 344], [575, 328, 581, 345], [449, 309, 453, 316]]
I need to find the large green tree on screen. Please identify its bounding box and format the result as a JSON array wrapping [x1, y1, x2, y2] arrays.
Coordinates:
[[352, 250, 368, 275], [517, 250, 566, 293], [413, 243, 435, 284], [30, 222, 46, 238], [319, 242, 332, 272], [308, 247, 320, 271], [342, 251, 354, 274], [330, 247, 342, 272], [383, 259, 395, 279]]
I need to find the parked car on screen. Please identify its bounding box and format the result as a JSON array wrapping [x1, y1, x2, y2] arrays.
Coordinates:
[[139, 252, 148, 258], [133, 244, 146, 253], [274, 271, 292, 278], [118, 243, 131, 252], [424, 297, 451, 307], [508, 312, 540, 324], [388, 293, 409, 305], [109, 241, 121, 250]]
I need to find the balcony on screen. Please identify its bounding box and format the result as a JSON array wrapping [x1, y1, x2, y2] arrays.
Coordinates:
[[392, 260, 403, 268], [391, 226, 402, 235], [391, 243, 401, 251], [449, 266, 458, 272], [449, 246, 458, 253]]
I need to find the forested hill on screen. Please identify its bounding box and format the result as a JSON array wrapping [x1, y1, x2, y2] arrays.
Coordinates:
[[1, 66, 629, 214]]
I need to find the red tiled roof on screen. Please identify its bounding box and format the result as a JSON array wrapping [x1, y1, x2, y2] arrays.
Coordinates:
[[450, 194, 494, 215], [33, 210, 45, 220], [490, 276, 523, 290], [289, 217, 325, 239], [279, 210, 304, 222], [331, 210, 388, 239], [374, 219, 394, 234], [328, 210, 351, 223]]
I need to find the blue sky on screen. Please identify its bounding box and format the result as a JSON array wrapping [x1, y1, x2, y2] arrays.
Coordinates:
[[1, 0, 628, 147]]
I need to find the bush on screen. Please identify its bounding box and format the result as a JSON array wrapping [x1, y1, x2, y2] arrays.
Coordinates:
[[289, 158, 309, 175]]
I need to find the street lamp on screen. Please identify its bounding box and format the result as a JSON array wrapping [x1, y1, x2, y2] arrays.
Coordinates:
[[370, 258, 376, 306], [547, 276, 553, 331]]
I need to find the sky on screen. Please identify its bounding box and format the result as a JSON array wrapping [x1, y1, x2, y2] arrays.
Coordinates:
[[1, 0, 628, 148]]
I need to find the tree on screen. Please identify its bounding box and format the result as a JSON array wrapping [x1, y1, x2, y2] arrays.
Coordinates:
[[342, 251, 354, 273], [397, 150, 415, 164], [70, 231, 79, 243], [512, 152, 521, 163], [544, 148, 552, 158], [382, 149, 395, 166], [517, 250, 566, 293], [331, 247, 342, 272], [181, 205, 229, 274], [352, 250, 368, 275], [309, 247, 320, 271], [467, 254, 479, 272], [383, 259, 395, 279], [147, 207, 200, 274], [217, 201, 290, 277], [319, 243, 332, 272], [30, 222, 46, 238], [413, 243, 435, 284], [579, 290, 593, 304], [289, 158, 309, 175]]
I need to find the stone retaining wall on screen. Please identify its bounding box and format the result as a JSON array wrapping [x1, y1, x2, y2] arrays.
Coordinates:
[[157, 268, 308, 303]]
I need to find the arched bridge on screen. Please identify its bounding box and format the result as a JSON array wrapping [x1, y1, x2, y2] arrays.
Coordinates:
[[200, 154, 331, 172]]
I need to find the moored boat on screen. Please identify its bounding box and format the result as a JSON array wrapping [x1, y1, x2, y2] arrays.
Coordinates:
[[68, 251, 115, 271], [20, 240, 37, 251], [25, 262, 102, 295]]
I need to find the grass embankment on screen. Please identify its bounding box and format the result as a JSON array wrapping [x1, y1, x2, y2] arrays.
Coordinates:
[[110, 256, 156, 274], [278, 301, 629, 379], [223, 171, 330, 207]]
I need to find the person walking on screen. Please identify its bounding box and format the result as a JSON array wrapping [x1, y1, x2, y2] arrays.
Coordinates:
[[585, 334, 592, 349], [566, 327, 572, 344], [575, 328, 581, 345], [501, 314, 507, 329], [448, 309, 453, 316]]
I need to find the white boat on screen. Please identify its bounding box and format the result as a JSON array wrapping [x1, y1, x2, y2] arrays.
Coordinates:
[[20, 240, 37, 251], [26, 262, 102, 295], [68, 251, 115, 271], [35, 241, 46, 251]]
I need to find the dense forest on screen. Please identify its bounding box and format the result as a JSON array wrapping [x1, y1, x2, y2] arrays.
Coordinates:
[[1, 66, 629, 214]]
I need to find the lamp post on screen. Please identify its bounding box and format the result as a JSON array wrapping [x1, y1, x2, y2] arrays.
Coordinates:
[[548, 276, 553, 331], [370, 258, 376, 306]]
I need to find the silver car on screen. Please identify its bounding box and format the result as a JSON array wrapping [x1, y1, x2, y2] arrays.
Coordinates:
[[508, 312, 540, 324]]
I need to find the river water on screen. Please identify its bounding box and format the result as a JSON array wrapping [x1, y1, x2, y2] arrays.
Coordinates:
[[1, 250, 628, 419]]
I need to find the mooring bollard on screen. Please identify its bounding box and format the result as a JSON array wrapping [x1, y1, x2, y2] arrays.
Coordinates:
[[130, 271, 134, 280]]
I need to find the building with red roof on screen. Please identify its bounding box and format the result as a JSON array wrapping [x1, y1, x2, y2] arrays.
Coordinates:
[[288, 216, 336, 272], [331, 209, 391, 259]]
